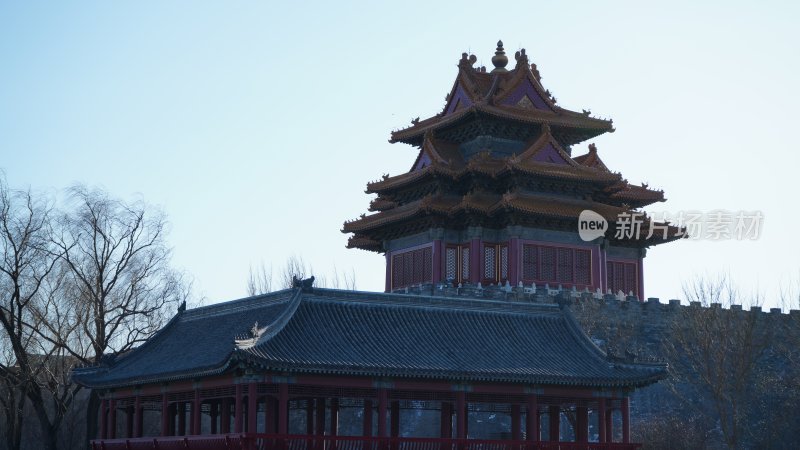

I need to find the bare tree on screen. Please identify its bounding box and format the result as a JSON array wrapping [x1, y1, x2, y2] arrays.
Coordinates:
[[247, 255, 357, 295], [328, 265, 357, 291], [52, 185, 187, 363], [662, 277, 771, 449], [0, 179, 192, 450], [0, 177, 61, 450], [246, 261, 273, 297], [46, 185, 189, 446]]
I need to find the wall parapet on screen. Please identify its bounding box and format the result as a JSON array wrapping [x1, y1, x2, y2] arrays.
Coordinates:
[[389, 282, 800, 319]]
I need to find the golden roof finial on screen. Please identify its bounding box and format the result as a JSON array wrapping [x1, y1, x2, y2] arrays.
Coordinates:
[[491, 40, 508, 73]]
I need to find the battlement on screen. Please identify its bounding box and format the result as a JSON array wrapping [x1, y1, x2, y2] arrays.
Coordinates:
[[390, 282, 800, 319]]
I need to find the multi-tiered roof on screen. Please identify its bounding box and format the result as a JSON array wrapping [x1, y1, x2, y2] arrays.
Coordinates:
[[343, 42, 681, 252]]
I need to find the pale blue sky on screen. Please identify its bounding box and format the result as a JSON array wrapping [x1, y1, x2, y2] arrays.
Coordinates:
[[2, 1, 798, 307]]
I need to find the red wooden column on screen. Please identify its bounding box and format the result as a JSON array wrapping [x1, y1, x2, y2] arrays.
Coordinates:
[[637, 257, 645, 300], [377, 389, 388, 437], [599, 245, 609, 293], [440, 402, 452, 438], [265, 397, 277, 434], [248, 383, 257, 433], [177, 402, 186, 436], [125, 406, 133, 438], [390, 401, 400, 437], [278, 383, 289, 435], [221, 398, 231, 434], [592, 245, 603, 293], [385, 254, 391, 292], [99, 399, 108, 439], [576, 406, 588, 442], [315, 397, 326, 436], [108, 398, 117, 439], [306, 399, 315, 435], [432, 239, 443, 284], [234, 384, 244, 433], [622, 397, 630, 444], [160, 395, 169, 436], [455, 392, 466, 439], [548, 405, 560, 442], [526, 395, 539, 443], [134, 395, 143, 438], [363, 399, 373, 437], [210, 401, 218, 434], [605, 408, 613, 443], [510, 404, 521, 441], [598, 399, 607, 443]]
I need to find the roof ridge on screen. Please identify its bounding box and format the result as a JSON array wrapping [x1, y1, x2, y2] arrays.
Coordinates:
[[305, 287, 563, 316], [181, 289, 295, 321]]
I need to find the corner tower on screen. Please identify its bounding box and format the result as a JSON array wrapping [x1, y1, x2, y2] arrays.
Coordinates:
[[343, 41, 682, 298]]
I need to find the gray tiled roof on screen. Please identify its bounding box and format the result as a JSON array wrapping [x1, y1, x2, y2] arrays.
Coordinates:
[[72, 288, 666, 389]]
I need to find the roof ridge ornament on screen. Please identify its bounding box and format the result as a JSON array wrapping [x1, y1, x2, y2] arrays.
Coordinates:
[[491, 40, 509, 73], [235, 321, 269, 349], [530, 62, 541, 81], [514, 48, 529, 68], [292, 275, 315, 292], [459, 52, 478, 69]]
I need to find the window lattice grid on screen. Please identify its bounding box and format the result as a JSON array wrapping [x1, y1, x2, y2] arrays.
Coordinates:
[[402, 252, 413, 287], [575, 250, 591, 285], [461, 247, 470, 280], [624, 263, 637, 296], [483, 246, 496, 280], [413, 249, 424, 284], [392, 254, 403, 289], [540, 246, 557, 281], [522, 245, 538, 280], [392, 247, 434, 289], [422, 247, 432, 283], [557, 248, 573, 283], [500, 245, 508, 281], [445, 247, 457, 281], [609, 262, 625, 294]]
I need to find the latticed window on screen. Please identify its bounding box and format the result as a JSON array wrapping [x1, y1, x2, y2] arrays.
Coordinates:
[[575, 250, 591, 285], [392, 254, 403, 288], [500, 246, 508, 280], [403, 252, 413, 287], [522, 245, 538, 280], [540, 246, 556, 281], [391, 246, 433, 289], [624, 263, 637, 295], [461, 247, 470, 280], [521, 244, 593, 288], [607, 261, 637, 296], [445, 247, 457, 281], [444, 245, 470, 284], [412, 249, 423, 283], [482, 243, 508, 283], [557, 248, 573, 283], [483, 246, 496, 280]]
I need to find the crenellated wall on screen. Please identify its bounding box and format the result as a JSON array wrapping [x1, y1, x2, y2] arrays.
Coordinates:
[[391, 281, 799, 319]]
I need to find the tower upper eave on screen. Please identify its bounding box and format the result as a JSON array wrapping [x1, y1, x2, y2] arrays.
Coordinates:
[[390, 44, 614, 147]]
